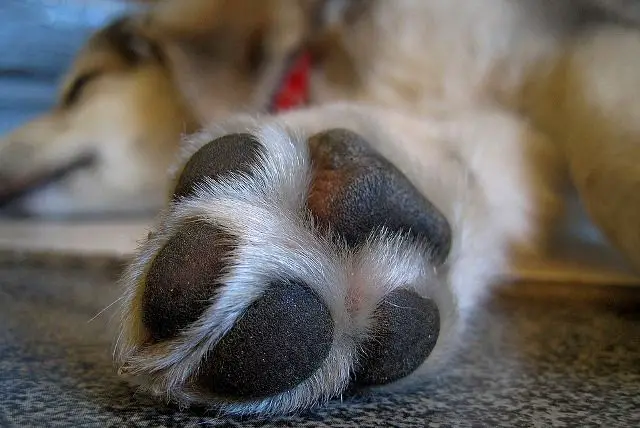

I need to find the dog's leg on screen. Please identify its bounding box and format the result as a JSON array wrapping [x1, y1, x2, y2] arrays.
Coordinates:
[[538, 26, 640, 269], [114, 103, 559, 415]]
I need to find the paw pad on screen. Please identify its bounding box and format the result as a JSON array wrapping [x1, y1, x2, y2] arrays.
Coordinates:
[[120, 127, 451, 414], [142, 222, 236, 341], [354, 289, 440, 386], [308, 129, 451, 263], [173, 133, 264, 198], [198, 280, 334, 399]]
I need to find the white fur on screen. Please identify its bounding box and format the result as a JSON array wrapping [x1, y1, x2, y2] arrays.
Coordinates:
[[115, 99, 558, 413], [116, 109, 463, 414], [28, 0, 640, 416]]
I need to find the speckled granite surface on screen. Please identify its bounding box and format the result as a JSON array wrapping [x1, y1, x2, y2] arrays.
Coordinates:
[[0, 265, 638, 427]]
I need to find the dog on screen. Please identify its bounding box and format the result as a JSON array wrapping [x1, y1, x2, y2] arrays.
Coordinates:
[[3, 0, 640, 416]]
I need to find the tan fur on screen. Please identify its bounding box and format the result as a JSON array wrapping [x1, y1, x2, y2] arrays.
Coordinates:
[[0, 18, 197, 215], [1, 0, 640, 268], [4, 0, 640, 414]]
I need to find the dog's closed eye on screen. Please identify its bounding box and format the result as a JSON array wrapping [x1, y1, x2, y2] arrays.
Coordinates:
[[61, 71, 101, 108]]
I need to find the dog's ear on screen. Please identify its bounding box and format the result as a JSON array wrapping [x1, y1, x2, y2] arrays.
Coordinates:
[[120, 0, 372, 121], [137, 0, 277, 44], [300, 0, 372, 94], [134, 0, 294, 76], [93, 17, 165, 66], [306, 0, 373, 31], [135, 0, 372, 61], [124, 0, 315, 121]]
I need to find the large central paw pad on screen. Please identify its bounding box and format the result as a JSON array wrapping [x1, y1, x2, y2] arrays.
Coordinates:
[[116, 126, 452, 415], [308, 129, 451, 263], [199, 280, 333, 399]]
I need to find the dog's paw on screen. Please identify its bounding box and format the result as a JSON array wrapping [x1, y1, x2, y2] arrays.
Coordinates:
[[115, 124, 455, 415]]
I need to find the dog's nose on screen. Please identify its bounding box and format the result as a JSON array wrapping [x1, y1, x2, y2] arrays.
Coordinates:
[[0, 172, 32, 208]]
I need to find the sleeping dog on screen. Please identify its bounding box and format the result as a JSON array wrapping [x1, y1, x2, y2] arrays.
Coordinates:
[[3, 0, 640, 416]]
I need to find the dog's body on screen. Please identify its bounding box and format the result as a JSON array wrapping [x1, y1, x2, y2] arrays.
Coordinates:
[[2, 0, 640, 416]]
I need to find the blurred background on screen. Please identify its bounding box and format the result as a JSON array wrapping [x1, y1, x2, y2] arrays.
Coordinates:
[[0, 0, 149, 257], [0, 0, 637, 283], [0, 0, 140, 134]]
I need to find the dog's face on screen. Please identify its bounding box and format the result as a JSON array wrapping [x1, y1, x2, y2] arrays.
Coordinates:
[[0, 18, 198, 217], [0, 0, 363, 217]]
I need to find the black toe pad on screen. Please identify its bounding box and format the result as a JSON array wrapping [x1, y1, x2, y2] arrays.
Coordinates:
[[308, 129, 451, 264], [198, 280, 334, 399], [174, 133, 263, 199], [142, 223, 237, 341], [353, 289, 440, 386]]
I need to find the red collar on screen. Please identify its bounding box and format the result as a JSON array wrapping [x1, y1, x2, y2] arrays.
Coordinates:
[[268, 50, 312, 114]]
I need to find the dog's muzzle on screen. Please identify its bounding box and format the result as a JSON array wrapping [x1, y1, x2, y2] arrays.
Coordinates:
[[0, 152, 96, 209]]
